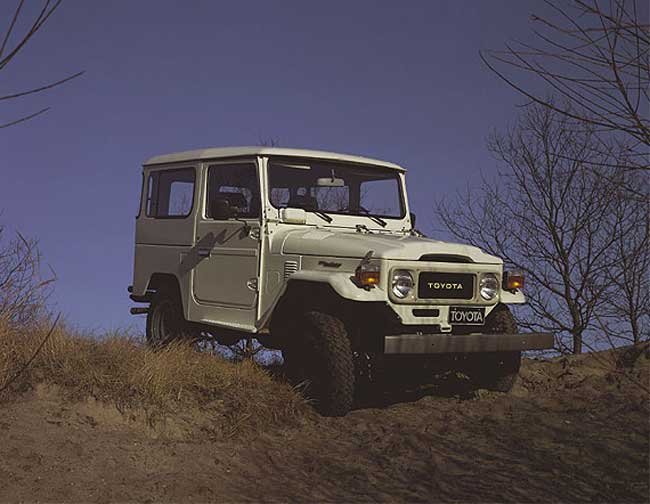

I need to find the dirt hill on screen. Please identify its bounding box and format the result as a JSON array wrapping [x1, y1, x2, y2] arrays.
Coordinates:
[[0, 322, 648, 503]]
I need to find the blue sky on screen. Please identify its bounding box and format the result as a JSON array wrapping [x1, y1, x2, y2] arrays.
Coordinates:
[[1, 0, 547, 332]]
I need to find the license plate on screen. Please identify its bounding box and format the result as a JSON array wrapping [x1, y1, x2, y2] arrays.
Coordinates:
[[449, 306, 485, 325]]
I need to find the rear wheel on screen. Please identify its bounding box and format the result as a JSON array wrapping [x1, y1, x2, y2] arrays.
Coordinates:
[[473, 304, 521, 392], [146, 288, 193, 348], [283, 311, 355, 417]]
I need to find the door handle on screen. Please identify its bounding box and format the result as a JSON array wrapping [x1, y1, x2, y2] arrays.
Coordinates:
[[197, 247, 212, 258], [249, 227, 261, 241]]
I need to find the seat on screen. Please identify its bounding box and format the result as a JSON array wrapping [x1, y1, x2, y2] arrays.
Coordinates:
[[217, 192, 248, 212], [287, 194, 319, 211]]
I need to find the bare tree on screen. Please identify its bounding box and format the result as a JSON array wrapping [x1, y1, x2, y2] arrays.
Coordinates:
[[1, 0, 83, 128], [437, 104, 642, 354], [481, 0, 649, 174], [598, 172, 650, 345], [257, 137, 280, 147], [0, 224, 55, 328]]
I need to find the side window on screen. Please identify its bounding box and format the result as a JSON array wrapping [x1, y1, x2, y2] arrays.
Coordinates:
[[145, 168, 195, 218], [136, 173, 144, 218], [207, 163, 260, 219]]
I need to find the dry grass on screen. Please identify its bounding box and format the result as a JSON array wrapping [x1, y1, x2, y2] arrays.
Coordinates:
[[0, 317, 309, 436]]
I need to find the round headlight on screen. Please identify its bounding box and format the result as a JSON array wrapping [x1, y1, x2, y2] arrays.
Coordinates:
[[392, 270, 414, 299], [479, 273, 499, 300]]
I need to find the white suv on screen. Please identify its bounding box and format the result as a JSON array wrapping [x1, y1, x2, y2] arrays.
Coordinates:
[[129, 147, 553, 415]]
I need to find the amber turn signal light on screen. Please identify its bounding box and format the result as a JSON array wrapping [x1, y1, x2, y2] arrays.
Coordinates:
[[356, 268, 380, 287], [506, 272, 524, 290], [355, 250, 380, 288]]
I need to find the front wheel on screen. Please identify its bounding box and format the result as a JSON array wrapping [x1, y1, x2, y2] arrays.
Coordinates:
[[473, 304, 521, 392], [283, 311, 355, 417]]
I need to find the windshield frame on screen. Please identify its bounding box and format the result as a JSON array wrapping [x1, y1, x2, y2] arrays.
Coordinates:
[[265, 157, 407, 222]]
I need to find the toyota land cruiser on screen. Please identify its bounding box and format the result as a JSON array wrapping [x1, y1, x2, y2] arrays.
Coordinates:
[[129, 147, 553, 416]]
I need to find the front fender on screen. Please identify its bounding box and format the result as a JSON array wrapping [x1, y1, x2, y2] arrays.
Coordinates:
[[500, 289, 525, 304], [257, 269, 386, 330], [288, 270, 387, 301]]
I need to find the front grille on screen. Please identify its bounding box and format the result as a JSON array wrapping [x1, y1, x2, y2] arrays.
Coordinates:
[[284, 261, 299, 279], [418, 272, 474, 299]]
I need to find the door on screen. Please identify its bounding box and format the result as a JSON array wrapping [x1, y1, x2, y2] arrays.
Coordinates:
[[192, 160, 261, 314]]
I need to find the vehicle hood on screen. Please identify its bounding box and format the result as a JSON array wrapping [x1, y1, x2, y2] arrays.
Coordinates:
[[281, 228, 501, 264]]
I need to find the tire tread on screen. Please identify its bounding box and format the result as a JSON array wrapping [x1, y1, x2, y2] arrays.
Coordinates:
[[289, 311, 355, 417]]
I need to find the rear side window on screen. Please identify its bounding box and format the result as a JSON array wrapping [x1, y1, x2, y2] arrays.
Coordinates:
[[145, 168, 196, 218], [206, 163, 260, 219]]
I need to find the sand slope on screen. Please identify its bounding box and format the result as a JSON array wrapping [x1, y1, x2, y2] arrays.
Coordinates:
[[0, 345, 648, 503]]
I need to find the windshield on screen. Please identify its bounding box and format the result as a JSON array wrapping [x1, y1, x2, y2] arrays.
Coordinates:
[[267, 159, 405, 219]]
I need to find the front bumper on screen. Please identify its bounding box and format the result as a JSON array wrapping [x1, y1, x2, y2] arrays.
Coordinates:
[[384, 332, 553, 354]]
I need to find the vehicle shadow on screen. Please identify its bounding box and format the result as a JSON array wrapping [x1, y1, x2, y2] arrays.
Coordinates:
[[353, 372, 479, 410], [263, 362, 481, 412]]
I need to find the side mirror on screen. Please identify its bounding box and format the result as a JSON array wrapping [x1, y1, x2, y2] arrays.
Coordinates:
[[410, 211, 417, 228], [280, 207, 307, 224], [210, 198, 234, 220]]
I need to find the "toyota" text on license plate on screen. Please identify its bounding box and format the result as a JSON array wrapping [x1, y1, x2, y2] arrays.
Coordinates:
[[449, 306, 486, 325]]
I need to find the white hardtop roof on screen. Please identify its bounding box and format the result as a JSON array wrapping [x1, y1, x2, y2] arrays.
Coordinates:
[[143, 146, 405, 171]]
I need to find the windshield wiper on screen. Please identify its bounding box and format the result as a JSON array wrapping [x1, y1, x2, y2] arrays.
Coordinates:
[[367, 215, 387, 227], [366, 215, 388, 227], [357, 206, 387, 227], [308, 210, 333, 223]]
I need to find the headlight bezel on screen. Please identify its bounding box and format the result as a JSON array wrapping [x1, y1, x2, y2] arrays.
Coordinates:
[[479, 272, 499, 300], [391, 269, 415, 299]]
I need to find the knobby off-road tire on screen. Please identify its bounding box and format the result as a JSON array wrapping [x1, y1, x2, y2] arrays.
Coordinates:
[[146, 288, 193, 348], [283, 311, 355, 417], [474, 304, 521, 392]]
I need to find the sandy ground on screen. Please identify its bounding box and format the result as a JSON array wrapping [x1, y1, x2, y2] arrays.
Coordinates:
[[0, 349, 648, 503]]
